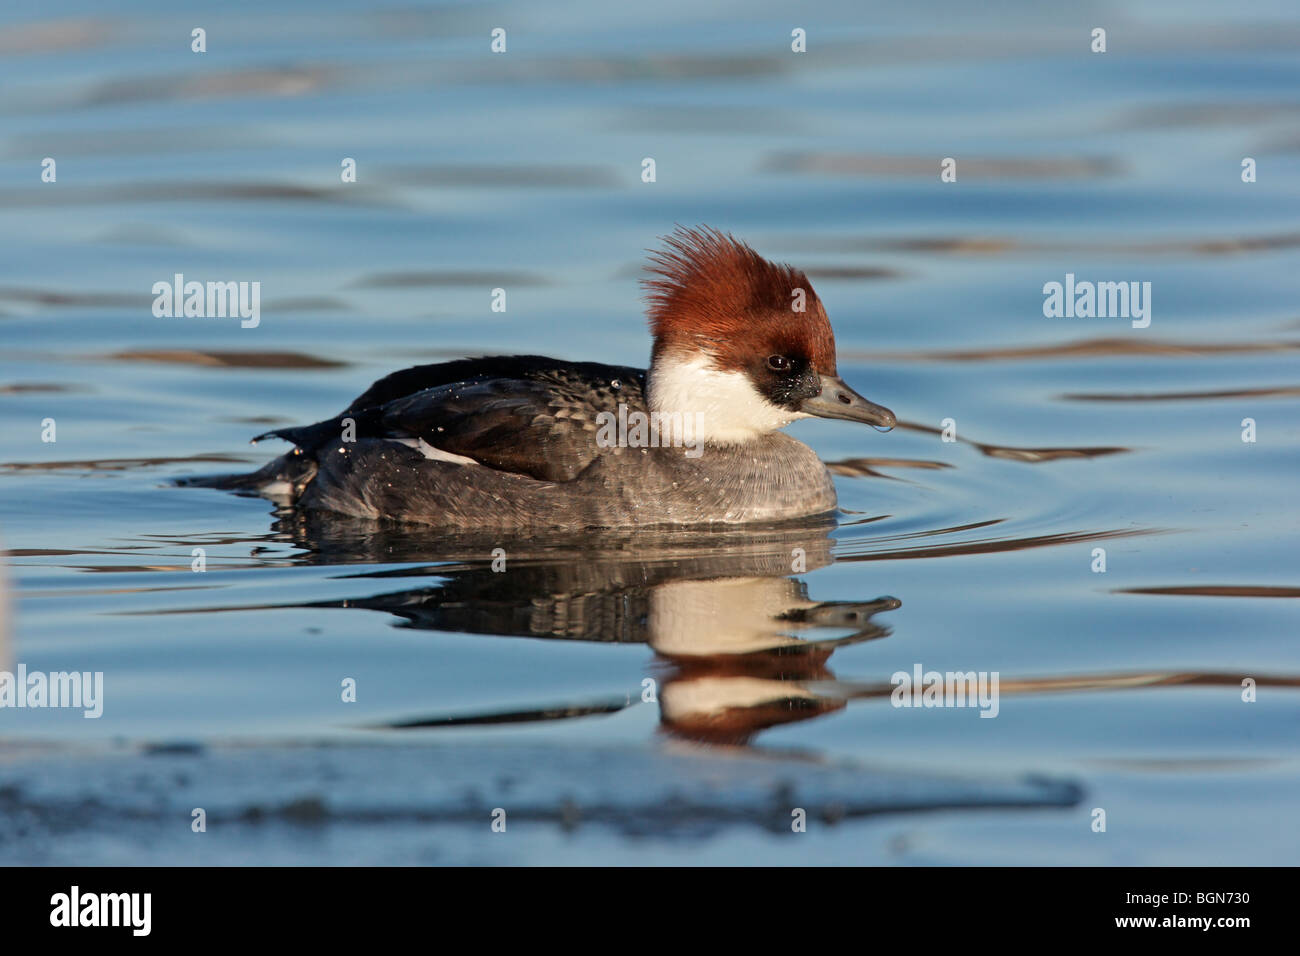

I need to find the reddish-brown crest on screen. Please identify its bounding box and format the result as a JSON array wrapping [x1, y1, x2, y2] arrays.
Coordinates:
[[642, 226, 838, 373]]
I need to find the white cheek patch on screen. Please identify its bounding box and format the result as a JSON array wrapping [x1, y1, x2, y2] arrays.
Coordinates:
[[647, 352, 798, 443], [391, 437, 480, 466]]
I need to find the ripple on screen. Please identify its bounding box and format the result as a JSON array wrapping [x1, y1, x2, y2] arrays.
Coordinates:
[[1115, 585, 1300, 598], [1, 454, 251, 473], [765, 151, 1119, 180], [104, 349, 346, 369], [1062, 385, 1300, 402], [860, 336, 1300, 362], [894, 420, 1130, 463]]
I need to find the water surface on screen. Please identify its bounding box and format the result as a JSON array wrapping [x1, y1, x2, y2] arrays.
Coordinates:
[[1, 0, 1298, 864]]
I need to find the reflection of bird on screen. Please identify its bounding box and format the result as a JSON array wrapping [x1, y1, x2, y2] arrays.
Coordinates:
[[283, 520, 842, 643], [263, 516, 901, 747], [188, 226, 894, 528]]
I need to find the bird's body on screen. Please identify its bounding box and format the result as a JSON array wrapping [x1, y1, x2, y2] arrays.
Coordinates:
[[192, 227, 894, 529]]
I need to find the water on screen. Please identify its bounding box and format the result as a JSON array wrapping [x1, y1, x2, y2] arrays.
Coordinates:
[[1, 0, 1298, 864]]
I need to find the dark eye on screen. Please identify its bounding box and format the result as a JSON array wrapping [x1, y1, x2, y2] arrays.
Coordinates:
[[767, 354, 792, 372]]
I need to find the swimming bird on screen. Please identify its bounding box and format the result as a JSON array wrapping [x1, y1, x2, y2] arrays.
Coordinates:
[[210, 226, 895, 528]]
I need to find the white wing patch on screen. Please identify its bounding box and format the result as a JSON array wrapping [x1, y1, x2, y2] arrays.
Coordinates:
[[391, 437, 480, 466]]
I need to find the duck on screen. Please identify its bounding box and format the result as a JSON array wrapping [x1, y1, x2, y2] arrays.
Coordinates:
[[200, 226, 895, 528]]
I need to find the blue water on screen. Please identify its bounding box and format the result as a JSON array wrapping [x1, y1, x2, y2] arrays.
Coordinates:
[[1, 0, 1298, 864]]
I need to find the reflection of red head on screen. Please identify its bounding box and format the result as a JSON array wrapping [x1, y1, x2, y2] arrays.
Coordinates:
[[656, 651, 842, 747]]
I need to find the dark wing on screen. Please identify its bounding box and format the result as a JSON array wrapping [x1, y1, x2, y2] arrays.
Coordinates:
[[340, 355, 632, 415], [370, 376, 603, 481], [255, 356, 644, 482], [255, 357, 645, 483]]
